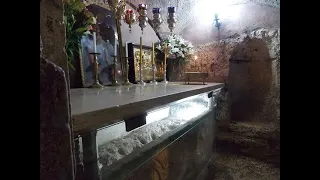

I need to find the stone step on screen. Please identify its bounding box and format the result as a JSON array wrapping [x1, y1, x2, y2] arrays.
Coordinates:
[[217, 121, 280, 141], [204, 152, 280, 180], [215, 132, 280, 166]]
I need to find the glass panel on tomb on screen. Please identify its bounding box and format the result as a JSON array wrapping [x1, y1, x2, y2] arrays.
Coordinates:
[[78, 91, 214, 179]]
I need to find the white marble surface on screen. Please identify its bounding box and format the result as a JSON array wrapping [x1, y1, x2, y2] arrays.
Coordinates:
[[70, 82, 223, 134]]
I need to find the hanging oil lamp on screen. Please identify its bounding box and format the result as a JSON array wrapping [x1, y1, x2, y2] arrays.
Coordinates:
[[137, 4, 148, 34], [124, 9, 137, 33], [152, 8, 163, 32], [167, 6, 177, 33]]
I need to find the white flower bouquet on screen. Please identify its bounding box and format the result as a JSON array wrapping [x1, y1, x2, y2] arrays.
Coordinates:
[[156, 34, 194, 63]]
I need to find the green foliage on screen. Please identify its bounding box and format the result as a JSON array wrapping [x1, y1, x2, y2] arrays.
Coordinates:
[[64, 0, 96, 71]]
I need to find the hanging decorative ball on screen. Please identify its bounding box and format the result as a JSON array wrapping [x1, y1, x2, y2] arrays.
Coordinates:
[[124, 9, 138, 33], [167, 6, 177, 33], [137, 4, 148, 34], [152, 8, 163, 32]]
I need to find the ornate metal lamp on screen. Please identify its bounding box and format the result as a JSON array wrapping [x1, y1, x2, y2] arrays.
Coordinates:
[[152, 8, 163, 32], [122, 9, 138, 85], [137, 4, 148, 34], [136, 4, 148, 84], [124, 9, 138, 33], [167, 7, 177, 34]]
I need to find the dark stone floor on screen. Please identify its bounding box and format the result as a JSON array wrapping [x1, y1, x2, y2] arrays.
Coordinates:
[[205, 152, 280, 180]]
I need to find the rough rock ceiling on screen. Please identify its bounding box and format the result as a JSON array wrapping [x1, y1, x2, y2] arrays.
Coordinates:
[[127, 0, 280, 36]]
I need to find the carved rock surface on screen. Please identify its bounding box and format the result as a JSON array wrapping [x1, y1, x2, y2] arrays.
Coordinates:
[[40, 0, 68, 73], [179, 28, 279, 123], [181, 28, 279, 84], [40, 58, 74, 180]]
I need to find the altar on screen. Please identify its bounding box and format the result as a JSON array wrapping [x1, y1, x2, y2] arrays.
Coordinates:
[[71, 82, 223, 180]]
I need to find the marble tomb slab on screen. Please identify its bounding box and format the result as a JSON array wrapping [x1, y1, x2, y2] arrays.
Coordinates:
[[70, 82, 223, 135]]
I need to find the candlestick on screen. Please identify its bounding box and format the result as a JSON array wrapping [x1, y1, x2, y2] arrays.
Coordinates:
[[150, 42, 157, 84], [108, 55, 120, 86], [125, 41, 129, 58], [139, 37, 142, 64], [152, 42, 155, 65], [93, 32, 97, 53], [163, 43, 168, 84], [137, 36, 144, 84], [88, 52, 104, 88], [122, 42, 132, 85]]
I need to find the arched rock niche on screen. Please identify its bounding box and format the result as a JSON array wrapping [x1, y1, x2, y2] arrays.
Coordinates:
[[228, 37, 272, 122]]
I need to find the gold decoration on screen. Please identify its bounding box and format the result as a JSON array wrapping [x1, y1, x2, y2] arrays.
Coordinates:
[[163, 43, 169, 83], [133, 49, 153, 81], [88, 52, 104, 88]]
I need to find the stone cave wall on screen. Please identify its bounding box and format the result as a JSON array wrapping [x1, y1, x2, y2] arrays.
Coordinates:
[[181, 28, 280, 123], [182, 28, 280, 83], [176, 1, 280, 123], [40, 0, 69, 75], [40, 0, 75, 179]]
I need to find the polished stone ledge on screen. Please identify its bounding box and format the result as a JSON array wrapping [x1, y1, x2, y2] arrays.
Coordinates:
[[70, 82, 223, 135]]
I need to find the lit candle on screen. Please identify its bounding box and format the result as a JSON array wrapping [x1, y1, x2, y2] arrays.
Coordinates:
[[140, 36, 142, 64], [93, 32, 97, 53], [125, 41, 129, 58], [151, 42, 155, 65]]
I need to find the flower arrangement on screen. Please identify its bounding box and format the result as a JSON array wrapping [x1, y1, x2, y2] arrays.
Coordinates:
[[156, 34, 194, 63], [64, 0, 97, 70]]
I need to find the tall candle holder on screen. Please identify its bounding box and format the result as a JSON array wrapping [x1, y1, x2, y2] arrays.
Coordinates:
[[107, 0, 127, 85], [150, 42, 157, 84], [137, 4, 148, 85], [108, 55, 121, 86], [122, 56, 131, 85], [163, 44, 168, 84], [123, 9, 137, 86], [137, 37, 145, 84], [88, 52, 104, 88], [137, 59, 144, 84]]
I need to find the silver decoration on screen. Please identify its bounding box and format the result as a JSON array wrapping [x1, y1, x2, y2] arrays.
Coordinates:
[[137, 4, 148, 34], [152, 8, 163, 32], [167, 7, 177, 33]]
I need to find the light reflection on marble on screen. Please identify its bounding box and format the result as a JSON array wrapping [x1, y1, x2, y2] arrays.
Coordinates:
[[70, 82, 223, 116]]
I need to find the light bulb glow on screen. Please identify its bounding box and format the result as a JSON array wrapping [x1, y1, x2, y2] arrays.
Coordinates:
[[194, 0, 240, 26]]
